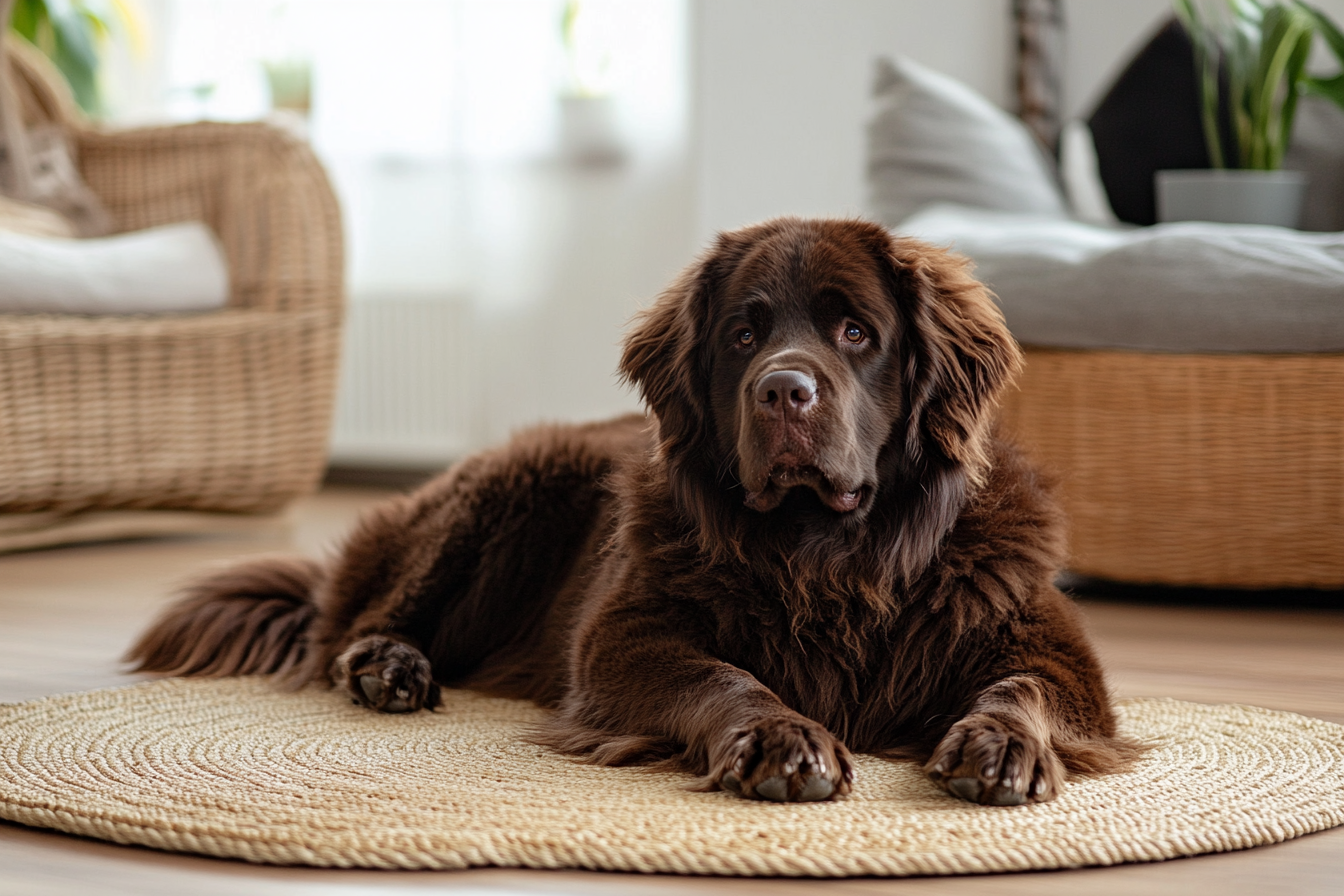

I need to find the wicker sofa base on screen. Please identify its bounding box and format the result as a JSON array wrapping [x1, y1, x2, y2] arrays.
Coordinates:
[[999, 348, 1344, 589]]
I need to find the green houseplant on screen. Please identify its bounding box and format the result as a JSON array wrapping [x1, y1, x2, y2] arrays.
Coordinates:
[[1161, 0, 1344, 225], [6, 0, 133, 116]]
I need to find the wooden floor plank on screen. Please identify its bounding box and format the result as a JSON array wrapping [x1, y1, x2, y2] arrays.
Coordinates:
[[1, 485, 1341, 895]]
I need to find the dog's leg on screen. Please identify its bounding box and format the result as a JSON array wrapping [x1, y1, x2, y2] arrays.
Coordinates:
[[298, 490, 453, 713], [923, 592, 1137, 805], [307, 478, 502, 714], [551, 597, 854, 803], [311, 420, 640, 712]]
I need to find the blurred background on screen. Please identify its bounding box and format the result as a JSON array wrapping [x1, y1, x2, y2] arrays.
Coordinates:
[[37, 0, 1210, 472]]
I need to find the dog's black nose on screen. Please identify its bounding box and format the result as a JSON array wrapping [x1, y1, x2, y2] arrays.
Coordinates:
[[756, 370, 817, 415]]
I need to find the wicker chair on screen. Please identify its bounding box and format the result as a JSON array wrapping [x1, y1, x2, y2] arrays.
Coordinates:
[[999, 348, 1344, 589], [0, 38, 343, 519]]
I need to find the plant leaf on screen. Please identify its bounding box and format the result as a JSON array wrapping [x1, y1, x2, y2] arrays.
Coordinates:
[[7, 0, 120, 115], [1271, 17, 1313, 168], [9, 0, 46, 40], [1298, 3, 1344, 112], [1247, 4, 1313, 168], [42, 0, 100, 74], [1175, 0, 1229, 167], [1303, 72, 1344, 106], [1302, 2, 1344, 59]]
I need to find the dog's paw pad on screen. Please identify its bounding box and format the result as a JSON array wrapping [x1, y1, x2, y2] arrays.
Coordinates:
[[359, 675, 384, 704], [948, 777, 984, 802], [755, 776, 789, 802], [359, 675, 414, 713], [797, 774, 835, 802], [989, 786, 1027, 806]]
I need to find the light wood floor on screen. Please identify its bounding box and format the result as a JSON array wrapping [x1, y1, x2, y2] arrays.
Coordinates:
[[1, 486, 1341, 896]]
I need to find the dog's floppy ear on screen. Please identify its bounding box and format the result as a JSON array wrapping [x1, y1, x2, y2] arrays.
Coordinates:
[[619, 261, 711, 454], [883, 236, 1023, 485], [620, 228, 762, 454]]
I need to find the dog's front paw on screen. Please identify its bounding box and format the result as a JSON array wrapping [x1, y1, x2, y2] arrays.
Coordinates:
[[709, 716, 854, 802], [332, 635, 440, 713], [925, 712, 1065, 805]]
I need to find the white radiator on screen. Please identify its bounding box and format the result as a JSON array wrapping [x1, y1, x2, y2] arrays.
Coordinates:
[[329, 296, 478, 467]]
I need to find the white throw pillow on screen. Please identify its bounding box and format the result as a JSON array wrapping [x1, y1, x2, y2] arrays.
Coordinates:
[[1058, 120, 1120, 227], [0, 221, 229, 314], [866, 56, 1068, 228]]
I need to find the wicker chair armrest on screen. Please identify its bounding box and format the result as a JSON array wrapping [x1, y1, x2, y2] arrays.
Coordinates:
[[74, 122, 344, 314]]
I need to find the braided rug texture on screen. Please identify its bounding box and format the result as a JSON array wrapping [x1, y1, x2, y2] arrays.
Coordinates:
[[1, 678, 1342, 876]]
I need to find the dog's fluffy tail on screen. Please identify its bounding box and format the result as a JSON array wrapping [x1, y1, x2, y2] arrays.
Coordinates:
[[124, 555, 323, 681]]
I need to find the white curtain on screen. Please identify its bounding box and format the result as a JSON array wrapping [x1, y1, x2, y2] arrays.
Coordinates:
[[127, 0, 692, 460]]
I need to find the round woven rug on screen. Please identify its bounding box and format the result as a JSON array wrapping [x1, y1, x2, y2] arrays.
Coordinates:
[[1, 678, 1342, 876]]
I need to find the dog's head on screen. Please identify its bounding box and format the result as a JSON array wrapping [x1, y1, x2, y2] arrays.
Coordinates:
[[620, 217, 1020, 581]]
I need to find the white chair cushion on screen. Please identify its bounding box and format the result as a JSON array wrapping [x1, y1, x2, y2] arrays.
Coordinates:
[[0, 221, 229, 314]]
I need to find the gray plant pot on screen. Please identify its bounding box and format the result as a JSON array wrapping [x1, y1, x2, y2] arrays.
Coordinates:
[[558, 95, 625, 167], [1155, 169, 1308, 228]]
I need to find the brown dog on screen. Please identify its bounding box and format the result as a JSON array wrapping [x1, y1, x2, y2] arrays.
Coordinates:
[[129, 217, 1137, 806]]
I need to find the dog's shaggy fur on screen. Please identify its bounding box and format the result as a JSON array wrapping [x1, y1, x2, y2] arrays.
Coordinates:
[[129, 217, 1138, 805]]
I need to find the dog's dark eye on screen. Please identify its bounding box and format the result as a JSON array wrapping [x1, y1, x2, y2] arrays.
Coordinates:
[[737, 329, 754, 347], [843, 323, 866, 344]]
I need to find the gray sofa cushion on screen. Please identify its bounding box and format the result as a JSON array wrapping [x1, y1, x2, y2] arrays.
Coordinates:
[[898, 204, 1344, 353], [867, 57, 1067, 227]]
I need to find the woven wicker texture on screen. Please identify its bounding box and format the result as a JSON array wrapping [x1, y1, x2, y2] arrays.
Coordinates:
[[1000, 348, 1344, 588], [1, 678, 1341, 876], [0, 37, 344, 516]]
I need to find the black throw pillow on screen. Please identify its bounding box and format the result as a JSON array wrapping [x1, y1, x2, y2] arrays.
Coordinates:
[[1087, 18, 1235, 226]]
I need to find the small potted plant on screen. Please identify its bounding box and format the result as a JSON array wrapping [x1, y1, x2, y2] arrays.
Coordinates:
[[557, 0, 624, 166], [1160, 0, 1344, 227]]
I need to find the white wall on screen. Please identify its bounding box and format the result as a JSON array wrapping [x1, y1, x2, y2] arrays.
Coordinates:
[[693, 0, 1006, 240], [689, 0, 1182, 240]]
